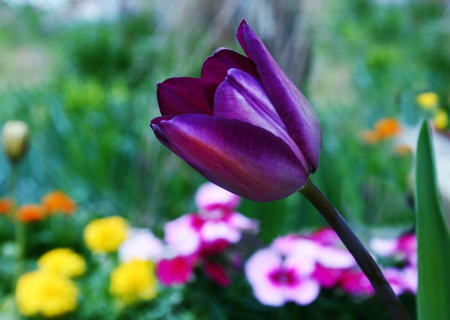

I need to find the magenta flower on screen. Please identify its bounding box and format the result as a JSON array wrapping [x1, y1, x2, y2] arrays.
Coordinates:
[[156, 256, 196, 286], [151, 20, 322, 202]]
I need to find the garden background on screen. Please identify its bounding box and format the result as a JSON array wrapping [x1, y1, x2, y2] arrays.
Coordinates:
[[0, 0, 449, 319]]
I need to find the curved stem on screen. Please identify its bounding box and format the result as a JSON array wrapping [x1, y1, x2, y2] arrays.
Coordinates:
[[300, 178, 411, 320]]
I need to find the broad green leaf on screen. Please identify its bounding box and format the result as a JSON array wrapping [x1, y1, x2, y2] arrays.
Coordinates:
[[415, 120, 450, 320]]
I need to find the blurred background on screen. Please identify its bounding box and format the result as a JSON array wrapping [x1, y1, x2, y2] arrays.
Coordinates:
[[0, 0, 449, 316]]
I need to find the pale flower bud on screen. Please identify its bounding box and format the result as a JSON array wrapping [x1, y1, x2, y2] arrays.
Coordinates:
[[2, 121, 30, 163]]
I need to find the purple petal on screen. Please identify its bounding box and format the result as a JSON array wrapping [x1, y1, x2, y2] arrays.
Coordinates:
[[157, 77, 213, 116], [214, 68, 308, 168], [201, 48, 259, 108], [237, 21, 253, 60], [151, 116, 178, 152], [237, 19, 322, 173], [151, 114, 307, 202]]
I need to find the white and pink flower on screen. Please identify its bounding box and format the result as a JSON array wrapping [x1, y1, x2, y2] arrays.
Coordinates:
[[118, 228, 165, 262], [370, 233, 417, 266], [157, 182, 257, 287], [245, 248, 320, 306]]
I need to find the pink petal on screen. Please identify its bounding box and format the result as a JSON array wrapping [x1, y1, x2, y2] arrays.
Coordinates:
[[164, 215, 201, 255], [200, 221, 241, 243], [284, 279, 321, 306], [195, 182, 240, 211]]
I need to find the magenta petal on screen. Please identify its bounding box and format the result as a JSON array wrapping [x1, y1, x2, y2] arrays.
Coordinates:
[[151, 114, 307, 202], [201, 48, 259, 108], [157, 77, 213, 116], [238, 20, 322, 173], [156, 256, 195, 286], [214, 68, 307, 168]]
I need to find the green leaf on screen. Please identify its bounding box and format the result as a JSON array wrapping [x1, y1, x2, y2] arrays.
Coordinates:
[[415, 120, 450, 320]]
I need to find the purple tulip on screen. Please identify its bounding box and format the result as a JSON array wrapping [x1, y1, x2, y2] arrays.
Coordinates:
[[151, 19, 322, 202]]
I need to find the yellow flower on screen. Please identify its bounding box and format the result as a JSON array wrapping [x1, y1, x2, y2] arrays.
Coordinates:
[[38, 248, 86, 278], [84, 216, 129, 253], [16, 270, 78, 317], [110, 259, 158, 303], [434, 109, 449, 130], [41, 191, 77, 215], [416, 92, 439, 110]]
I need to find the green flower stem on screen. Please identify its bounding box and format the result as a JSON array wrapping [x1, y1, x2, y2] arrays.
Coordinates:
[[300, 178, 411, 320], [9, 164, 26, 284]]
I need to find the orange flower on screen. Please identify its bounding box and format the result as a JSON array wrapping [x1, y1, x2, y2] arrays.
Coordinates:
[[18, 204, 46, 223], [374, 118, 401, 139], [41, 191, 76, 215], [0, 198, 14, 215]]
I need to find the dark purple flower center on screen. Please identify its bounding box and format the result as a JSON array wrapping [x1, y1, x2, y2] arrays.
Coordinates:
[[268, 267, 300, 287]]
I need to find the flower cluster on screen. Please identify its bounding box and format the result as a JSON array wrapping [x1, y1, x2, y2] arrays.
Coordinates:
[[154, 182, 258, 287], [0, 190, 77, 223], [83, 216, 160, 303], [16, 248, 85, 317], [245, 228, 417, 306]]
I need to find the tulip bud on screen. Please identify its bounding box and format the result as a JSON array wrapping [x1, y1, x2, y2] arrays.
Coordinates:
[[1, 121, 30, 164]]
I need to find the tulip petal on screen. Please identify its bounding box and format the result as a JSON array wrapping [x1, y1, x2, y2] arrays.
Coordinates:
[[157, 77, 213, 116], [214, 68, 307, 168], [237, 19, 322, 173], [201, 48, 259, 108], [151, 114, 307, 202]]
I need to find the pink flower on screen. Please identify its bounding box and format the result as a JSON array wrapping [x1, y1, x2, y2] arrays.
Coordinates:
[[400, 265, 417, 293], [370, 233, 417, 266], [160, 183, 258, 287], [245, 248, 320, 306], [164, 214, 201, 256], [195, 182, 240, 212], [311, 264, 344, 289], [340, 269, 375, 296], [309, 227, 341, 246], [164, 184, 257, 257], [340, 266, 416, 297], [156, 256, 196, 286]]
